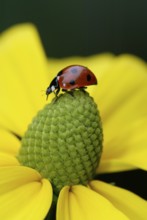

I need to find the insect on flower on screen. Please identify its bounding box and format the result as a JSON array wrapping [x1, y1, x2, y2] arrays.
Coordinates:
[[46, 65, 98, 98]]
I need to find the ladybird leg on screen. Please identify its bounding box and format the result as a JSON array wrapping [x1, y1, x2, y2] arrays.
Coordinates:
[[52, 87, 60, 103], [79, 87, 87, 93], [68, 90, 74, 97], [62, 89, 66, 92], [80, 86, 87, 90], [55, 87, 60, 97]]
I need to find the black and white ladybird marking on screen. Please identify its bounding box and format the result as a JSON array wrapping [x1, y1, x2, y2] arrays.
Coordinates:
[[46, 65, 97, 98]]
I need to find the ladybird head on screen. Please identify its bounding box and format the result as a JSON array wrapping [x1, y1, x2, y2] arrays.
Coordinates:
[[46, 86, 53, 98], [46, 76, 59, 99]]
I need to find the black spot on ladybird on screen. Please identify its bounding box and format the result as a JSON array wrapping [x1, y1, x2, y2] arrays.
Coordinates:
[[69, 80, 76, 85], [87, 74, 91, 81]]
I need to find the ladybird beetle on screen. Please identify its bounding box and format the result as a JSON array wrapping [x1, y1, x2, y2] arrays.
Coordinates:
[[46, 65, 97, 98]]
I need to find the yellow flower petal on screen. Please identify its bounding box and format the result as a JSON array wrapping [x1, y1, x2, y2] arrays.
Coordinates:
[[97, 55, 147, 172], [0, 24, 49, 135], [0, 129, 20, 166], [57, 185, 129, 220], [89, 180, 147, 220], [98, 118, 147, 173], [0, 153, 20, 166], [0, 166, 52, 219], [0, 129, 20, 156]]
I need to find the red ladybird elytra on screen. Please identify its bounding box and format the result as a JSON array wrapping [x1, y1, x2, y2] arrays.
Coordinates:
[[46, 65, 97, 98]]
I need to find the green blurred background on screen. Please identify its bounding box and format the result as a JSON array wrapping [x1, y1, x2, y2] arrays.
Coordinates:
[[1, 0, 147, 59]]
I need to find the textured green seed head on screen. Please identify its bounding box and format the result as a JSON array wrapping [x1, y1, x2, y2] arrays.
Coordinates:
[[18, 90, 103, 194]]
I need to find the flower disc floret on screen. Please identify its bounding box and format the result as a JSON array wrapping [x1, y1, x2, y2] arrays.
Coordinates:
[[18, 90, 103, 194]]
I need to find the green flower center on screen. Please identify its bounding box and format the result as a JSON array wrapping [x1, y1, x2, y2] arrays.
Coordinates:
[[18, 90, 103, 194]]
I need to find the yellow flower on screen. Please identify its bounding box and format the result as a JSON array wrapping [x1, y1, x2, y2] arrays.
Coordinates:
[[0, 24, 147, 220]]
